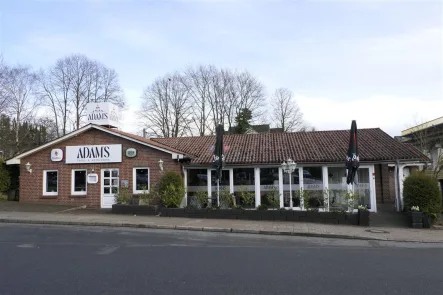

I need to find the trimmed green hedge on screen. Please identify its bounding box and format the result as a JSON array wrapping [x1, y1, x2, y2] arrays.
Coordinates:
[[0, 160, 10, 193], [403, 172, 442, 215]]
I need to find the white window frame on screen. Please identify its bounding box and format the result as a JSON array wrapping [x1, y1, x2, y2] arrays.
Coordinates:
[[71, 169, 88, 195], [43, 170, 58, 196], [133, 167, 150, 194]]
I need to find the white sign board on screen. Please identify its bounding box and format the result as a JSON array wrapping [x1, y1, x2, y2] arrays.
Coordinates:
[[65, 144, 122, 164], [50, 149, 63, 162], [86, 102, 120, 127], [87, 173, 98, 184]]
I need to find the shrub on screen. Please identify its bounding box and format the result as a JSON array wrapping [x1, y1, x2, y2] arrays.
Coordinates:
[[403, 171, 442, 216], [157, 171, 183, 196], [192, 190, 208, 209], [114, 187, 132, 204], [263, 186, 280, 208], [219, 187, 235, 209], [257, 204, 268, 210], [0, 160, 10, 193], [160, 184, 185, 208], [237, 186, 255, 208], [157, 171, 185, 208]]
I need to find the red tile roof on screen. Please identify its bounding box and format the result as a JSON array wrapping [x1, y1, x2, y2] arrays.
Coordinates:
[[151, 128, 428, 165], [103, 127, 186, 155]]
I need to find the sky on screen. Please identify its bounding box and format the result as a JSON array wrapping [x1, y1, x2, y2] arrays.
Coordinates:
[[0, 0, 442, 136]]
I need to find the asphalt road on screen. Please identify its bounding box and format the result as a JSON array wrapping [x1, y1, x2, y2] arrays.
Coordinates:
[[0, 224, 442, 295]]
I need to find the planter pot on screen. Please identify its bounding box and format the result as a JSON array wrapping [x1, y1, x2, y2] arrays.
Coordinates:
[[240, 210, 262, 220], [112, 204, 159, 215], [423, 214, 433, 229], [161, 208, 187, 218], [411, 211, 423, 223], [358, 209, 370, 226]]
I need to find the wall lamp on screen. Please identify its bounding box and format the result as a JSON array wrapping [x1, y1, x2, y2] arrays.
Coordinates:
[[158, 159, 164, 171], [25, 162, 32, 173]]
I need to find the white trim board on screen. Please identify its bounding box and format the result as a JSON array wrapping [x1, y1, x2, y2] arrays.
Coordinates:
[[6, 124, 185, 165]]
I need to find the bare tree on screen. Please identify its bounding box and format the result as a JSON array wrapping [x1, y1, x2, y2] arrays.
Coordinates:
[[39, 54, 125, 134], [3, 65, 40, 154], [185, 65, 214, 136], [0, 56, 9, 115], [139, 73, 192, 138], [225, 69, 265, 132], [271, 88, 306, 132]]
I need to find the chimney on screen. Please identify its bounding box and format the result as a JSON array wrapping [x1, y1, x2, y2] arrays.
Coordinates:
[[143, 128, 146, 138]]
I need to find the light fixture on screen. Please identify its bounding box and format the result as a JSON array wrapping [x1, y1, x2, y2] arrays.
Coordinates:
[[158, 159, 164, 171], [25, 162, 32, 173], [281, 158, 297, 209]]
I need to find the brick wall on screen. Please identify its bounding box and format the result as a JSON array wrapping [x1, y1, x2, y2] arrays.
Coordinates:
[[374, 164, 392, 204], [19, 128, 182, 208]]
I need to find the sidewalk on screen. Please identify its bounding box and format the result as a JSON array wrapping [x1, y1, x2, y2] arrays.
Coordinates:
[[1, 210, 443, 243]]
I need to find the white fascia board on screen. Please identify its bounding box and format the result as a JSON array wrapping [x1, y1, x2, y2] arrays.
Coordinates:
[[6, 158, 20, 165], [4, 124, 95, 164]]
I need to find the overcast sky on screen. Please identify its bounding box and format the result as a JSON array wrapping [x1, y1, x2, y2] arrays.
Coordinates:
[[1, 0, 442, 136]]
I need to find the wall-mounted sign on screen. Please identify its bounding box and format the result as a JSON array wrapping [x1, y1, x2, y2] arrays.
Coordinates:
[[65, 144, 122, 164], [126, 148, 137, 158], [86, 102, 120, 128], [87, 173, 98, 184], [120, 180, 129, 188], [50, 149, 63, 162]]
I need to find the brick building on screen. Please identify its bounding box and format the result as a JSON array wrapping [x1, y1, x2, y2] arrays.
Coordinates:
[[6, 117, 428, 212]]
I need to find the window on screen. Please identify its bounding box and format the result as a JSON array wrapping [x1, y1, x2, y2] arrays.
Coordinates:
[[43, 170, 58, 196], [233, 168, 255, 208], [71, 169, 87, 195], [133, 168, 150, 193], [187, 169, 209, 207]]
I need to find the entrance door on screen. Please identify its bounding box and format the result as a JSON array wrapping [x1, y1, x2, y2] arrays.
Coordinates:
[[101, 168, 119, 208]]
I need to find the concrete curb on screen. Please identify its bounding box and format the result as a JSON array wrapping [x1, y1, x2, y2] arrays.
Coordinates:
[[0, 218, 441, 244]]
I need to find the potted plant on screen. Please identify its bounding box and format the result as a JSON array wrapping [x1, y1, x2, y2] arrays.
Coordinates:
[[357, 204, 370, 226]]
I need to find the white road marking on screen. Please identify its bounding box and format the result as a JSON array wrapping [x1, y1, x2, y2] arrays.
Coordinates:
[[96, 245, 120, 255], [17, 244, 35, 248]]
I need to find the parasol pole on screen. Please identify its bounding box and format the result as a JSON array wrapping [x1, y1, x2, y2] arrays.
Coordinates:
[[217, 177, 220, 206]]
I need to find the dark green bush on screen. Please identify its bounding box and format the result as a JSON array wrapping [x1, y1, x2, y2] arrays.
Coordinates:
[[403, 172, 442, 215], [157, 171, 185, 208], [158, 171, 183, 194], [0, 160, 10, 193]]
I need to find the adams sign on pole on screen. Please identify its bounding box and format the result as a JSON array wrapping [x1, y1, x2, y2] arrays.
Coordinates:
[[65, 144, 122, 164], [86, 102, 120, 128]]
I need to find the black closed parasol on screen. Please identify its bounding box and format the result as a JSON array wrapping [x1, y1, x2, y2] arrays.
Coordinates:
[[346, 120, 360, 185]]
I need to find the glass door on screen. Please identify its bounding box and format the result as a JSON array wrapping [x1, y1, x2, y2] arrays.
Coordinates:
[[101, 168, 119, 208]]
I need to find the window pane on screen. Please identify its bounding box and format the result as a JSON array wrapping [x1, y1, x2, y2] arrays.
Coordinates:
[[74, 170, 86, 192], [260, 168, 280, 208], [46, 171, 58, 193], [111, 187, 118, 194], [135, 168, 149, 191], [328, 167, 348, 209], [283, 168, 300, 207], [112, 179, 118, 186], [104, 179, 110, 185], [233, 168, 255, 208], [210, 170, 230, 206], [355, 168, 371, 209], [187, 169, 209, 207], [104, 170, 110, 177], [302, 167, 324, 208], [112, 170, 118, 177], [104, 187, 110, 194]]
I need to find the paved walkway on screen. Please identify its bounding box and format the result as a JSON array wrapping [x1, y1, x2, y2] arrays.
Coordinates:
[[1, 210, 442, 243]]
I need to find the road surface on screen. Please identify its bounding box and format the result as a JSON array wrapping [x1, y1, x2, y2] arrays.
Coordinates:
[[0, 223, 442, 295]]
